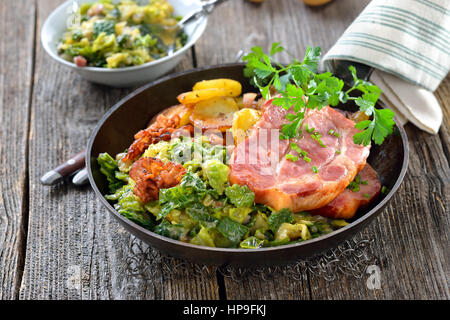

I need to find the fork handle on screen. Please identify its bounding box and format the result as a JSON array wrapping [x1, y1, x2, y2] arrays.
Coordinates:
[[178, 0, 229, 28], [40, 150, 86, 186]]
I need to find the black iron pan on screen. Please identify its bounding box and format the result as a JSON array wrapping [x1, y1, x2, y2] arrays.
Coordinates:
[[87, 63, 409, 267]]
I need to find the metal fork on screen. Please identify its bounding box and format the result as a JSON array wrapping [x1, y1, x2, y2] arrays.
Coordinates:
[[163, 0, 230, 55]]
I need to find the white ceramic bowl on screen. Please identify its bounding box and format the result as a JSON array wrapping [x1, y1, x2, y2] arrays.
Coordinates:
[[41, 0, 207, 87]]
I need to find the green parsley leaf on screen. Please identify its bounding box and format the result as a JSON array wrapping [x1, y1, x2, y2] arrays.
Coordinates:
[[303, 46, 321, 72], [270, 42, 284, 56], [242, 43, 396, 154], [372, 108, 395, 145]]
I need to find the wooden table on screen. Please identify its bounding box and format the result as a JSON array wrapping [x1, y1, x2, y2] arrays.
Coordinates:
[[1, 0, 448, 300]]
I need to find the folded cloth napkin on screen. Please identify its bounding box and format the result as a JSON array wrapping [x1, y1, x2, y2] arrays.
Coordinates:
[[322, 0, 450, 134]]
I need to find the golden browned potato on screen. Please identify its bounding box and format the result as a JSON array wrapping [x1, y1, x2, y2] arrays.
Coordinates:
[[190, 97, 239, 132], [192, 79, 242, 97], [177, 79, 243, 105], [232, 108, 261, 144], [177, 88, 229, 105]]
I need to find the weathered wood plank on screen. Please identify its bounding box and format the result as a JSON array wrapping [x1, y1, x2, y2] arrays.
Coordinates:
[[19, 0, 219, 299], [0, 0, 36, 300], [195, 0, 369, 66], [435, 75, 450, 161]]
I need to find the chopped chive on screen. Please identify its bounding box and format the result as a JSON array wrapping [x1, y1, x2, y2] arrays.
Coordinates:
[[335, 150, 341, 155], [290, 143, 301, 151], [381, 186, 389, 194], [311, 132, 326, 148], [289, 143, 312, 163], [286, 154, 298, 162], [328, 129, 340, 137], [291, 143, 308, 157], [347, 181, 360, 192], [290, 144, 300, 153], [305, 124, 315, 133], [363, 193, 371, 199], [312, 166, 318, 173]]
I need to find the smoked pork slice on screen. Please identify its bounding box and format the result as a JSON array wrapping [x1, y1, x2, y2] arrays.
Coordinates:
[[309, 164, 381, 219], [229, 100, 371, 212]]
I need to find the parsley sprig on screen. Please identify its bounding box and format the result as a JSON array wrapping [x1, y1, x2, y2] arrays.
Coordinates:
[[243, 43, 395, 148]]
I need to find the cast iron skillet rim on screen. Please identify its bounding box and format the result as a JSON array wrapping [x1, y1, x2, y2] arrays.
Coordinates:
[[87, 63, 409, 254]]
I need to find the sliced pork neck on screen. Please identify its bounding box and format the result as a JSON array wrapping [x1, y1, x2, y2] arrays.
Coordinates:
[[310, 163, 381, 219], [229, 99, 371, 212]]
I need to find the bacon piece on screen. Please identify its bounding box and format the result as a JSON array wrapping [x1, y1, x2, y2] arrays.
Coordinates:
[[171, 124, 194, 139], [74, 56, 87, 67], [87, 3, 104, 16], [242, 93, 258, 109], [122, 114, 180, 165], [129, 157, 186, 203], [309, 164, 381, 219]]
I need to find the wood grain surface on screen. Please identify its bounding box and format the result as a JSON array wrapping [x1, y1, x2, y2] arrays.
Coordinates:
[[0, 0, 448, 300], [0, 0, 36, 300]]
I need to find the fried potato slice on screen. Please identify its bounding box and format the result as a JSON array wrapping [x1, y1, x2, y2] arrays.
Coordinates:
[[177, 88, 228, 105], [190, 97, 239, 132], [177, 79, 243, 105], [232, 108, 261, 144], [192, 79, 242, 97]]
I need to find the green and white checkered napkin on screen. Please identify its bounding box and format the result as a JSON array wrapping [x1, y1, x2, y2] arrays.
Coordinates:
[[323, 0, 449, 134]]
